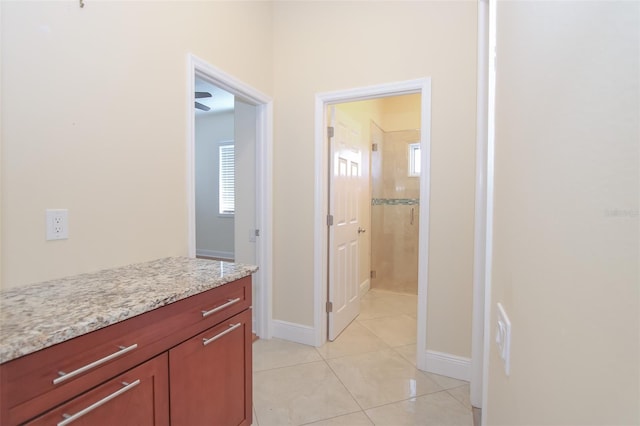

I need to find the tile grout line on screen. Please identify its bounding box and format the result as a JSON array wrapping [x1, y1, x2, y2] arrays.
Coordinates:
[[254, 291, 471, 425], [444, 386, 474, 411], [314, 335, 392, 362], [252, 404, 260, 426], [318, 293, 424, 423], [363, 388, 463, 413], [321, 346, 446, 416], [321, 355, 370, 415], [298, 410, 370, 426], [253, 358, 325, 374]]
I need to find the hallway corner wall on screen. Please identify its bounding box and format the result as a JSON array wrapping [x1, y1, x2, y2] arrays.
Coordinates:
[[486, 2, 639, 423]]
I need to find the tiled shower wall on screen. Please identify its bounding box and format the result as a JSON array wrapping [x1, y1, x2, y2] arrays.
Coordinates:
[[370, 127, 420, 294]]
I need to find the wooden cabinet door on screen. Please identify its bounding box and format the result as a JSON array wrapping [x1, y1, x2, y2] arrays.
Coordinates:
[[26, 353, 169, 426], [169, 309, 252, 426]]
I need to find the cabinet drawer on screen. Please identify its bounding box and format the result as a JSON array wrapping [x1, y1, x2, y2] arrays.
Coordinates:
[[26, 353, 169, 426], [169, 309, 252, 426], [1, 276, 251, 426]]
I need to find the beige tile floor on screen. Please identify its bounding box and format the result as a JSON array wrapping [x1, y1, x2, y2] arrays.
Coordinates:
[[253, 289, 473, 426]]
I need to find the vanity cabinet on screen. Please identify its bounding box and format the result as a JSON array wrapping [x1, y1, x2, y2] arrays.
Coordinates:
[[25, 354, 169, 426], [169, 309, 252, 425], [0, 275, 252, 426]]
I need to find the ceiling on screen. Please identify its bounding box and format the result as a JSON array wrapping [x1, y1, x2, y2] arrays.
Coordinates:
[[194, 78, 235, 113]]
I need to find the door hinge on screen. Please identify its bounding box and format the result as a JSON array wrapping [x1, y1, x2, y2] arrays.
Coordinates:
[[328, 126, 335, 138], [372, 143, 378, 152], [326, 301, 333, 313], [370, 270, 376, 279], [327, 214, 334, 226], [254, 229, 260, 237]]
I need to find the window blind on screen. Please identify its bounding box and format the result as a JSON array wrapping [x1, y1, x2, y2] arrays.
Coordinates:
[[219, 144, 235, 215]]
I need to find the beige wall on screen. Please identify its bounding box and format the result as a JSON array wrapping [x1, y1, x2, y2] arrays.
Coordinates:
[[486, 2, 639, 424], [273, 1, 477, 357], [1, 1, 273, 289], [3, 0, 476, 360], [380, 94, 421, 131]]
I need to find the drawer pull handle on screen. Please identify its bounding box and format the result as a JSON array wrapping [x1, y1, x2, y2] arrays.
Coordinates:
[[201, 297, 241, 318], [202, 323, 242, 346], [53, 344, 138, 385], [57, 379, 140, 426]]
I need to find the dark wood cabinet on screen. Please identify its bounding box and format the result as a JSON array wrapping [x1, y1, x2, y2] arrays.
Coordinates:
[[26, 354, 169, 426], [169, 309, 252, 426], [0, 276, 252, 426]]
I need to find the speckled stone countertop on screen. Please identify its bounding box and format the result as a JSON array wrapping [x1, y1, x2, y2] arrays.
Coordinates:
[[0, 257, 258, 364]]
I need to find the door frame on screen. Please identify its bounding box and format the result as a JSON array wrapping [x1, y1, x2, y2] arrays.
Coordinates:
[[313, 79, 432, 372], [186, 54, 273, 339], [480, 0, 497, 417]]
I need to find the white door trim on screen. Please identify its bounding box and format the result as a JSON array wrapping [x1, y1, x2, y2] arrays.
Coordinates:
[[481, 0, 498, 421], [313, 79, 432, 373], [186, 53, 273, 339], [471, 0, 489, 409]]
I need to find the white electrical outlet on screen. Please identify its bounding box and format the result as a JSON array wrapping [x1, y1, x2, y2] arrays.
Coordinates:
[[46, 209, 69, 240], [496, 302, 511, 375]]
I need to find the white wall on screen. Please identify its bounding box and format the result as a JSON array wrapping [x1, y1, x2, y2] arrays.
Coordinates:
[[195, 111, 234, 258], [233, 99, 257, 265], [486, 2, 639, 424], [1, 1, 273, 289], [272, 1, 477, 358]]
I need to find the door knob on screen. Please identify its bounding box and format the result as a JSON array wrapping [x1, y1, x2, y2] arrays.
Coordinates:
[[357, 227, 366, 234]]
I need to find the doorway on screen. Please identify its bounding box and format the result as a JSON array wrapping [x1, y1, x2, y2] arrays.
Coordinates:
[[187, 54, 273, 339], [326, 94, 422, 347], [193, 79, 236, 261], [315, 78, 432, 372], [370, 125, 421, 296]]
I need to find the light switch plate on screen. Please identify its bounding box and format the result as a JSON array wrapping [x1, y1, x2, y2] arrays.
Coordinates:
[[496, 302, 511, 375]]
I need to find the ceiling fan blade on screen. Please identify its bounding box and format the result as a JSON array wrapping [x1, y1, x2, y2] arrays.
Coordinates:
[[195, 92, 212, 99], [195, 101, 211, 111]]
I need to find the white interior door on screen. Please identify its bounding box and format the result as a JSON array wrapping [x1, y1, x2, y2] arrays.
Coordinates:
[[233, 98, 257, 266], [234, 98, 258, 332], [328, 107, 362, 340]]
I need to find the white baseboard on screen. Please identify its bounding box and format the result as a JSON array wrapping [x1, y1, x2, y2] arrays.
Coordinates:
[[271, 320, 316, 346], [359, 278, 371, 297], [196, 249, 234, 260], [420, 349, 471, 382]]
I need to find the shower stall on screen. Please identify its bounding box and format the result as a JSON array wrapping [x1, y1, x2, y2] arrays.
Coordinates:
[[370, 126, 420, 295]]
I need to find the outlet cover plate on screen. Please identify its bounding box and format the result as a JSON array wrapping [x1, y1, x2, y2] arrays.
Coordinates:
[[46, 209, 68, 240]]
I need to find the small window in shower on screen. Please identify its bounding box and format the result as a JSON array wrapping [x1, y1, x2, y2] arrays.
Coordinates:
[[408, 142, 421, 177]]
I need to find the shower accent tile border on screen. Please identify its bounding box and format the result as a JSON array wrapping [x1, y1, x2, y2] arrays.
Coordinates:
[[371, 198, 420, 206]]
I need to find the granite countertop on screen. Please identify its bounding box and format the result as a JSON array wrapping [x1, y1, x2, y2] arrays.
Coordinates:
[[0, 257, 258, 364]]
